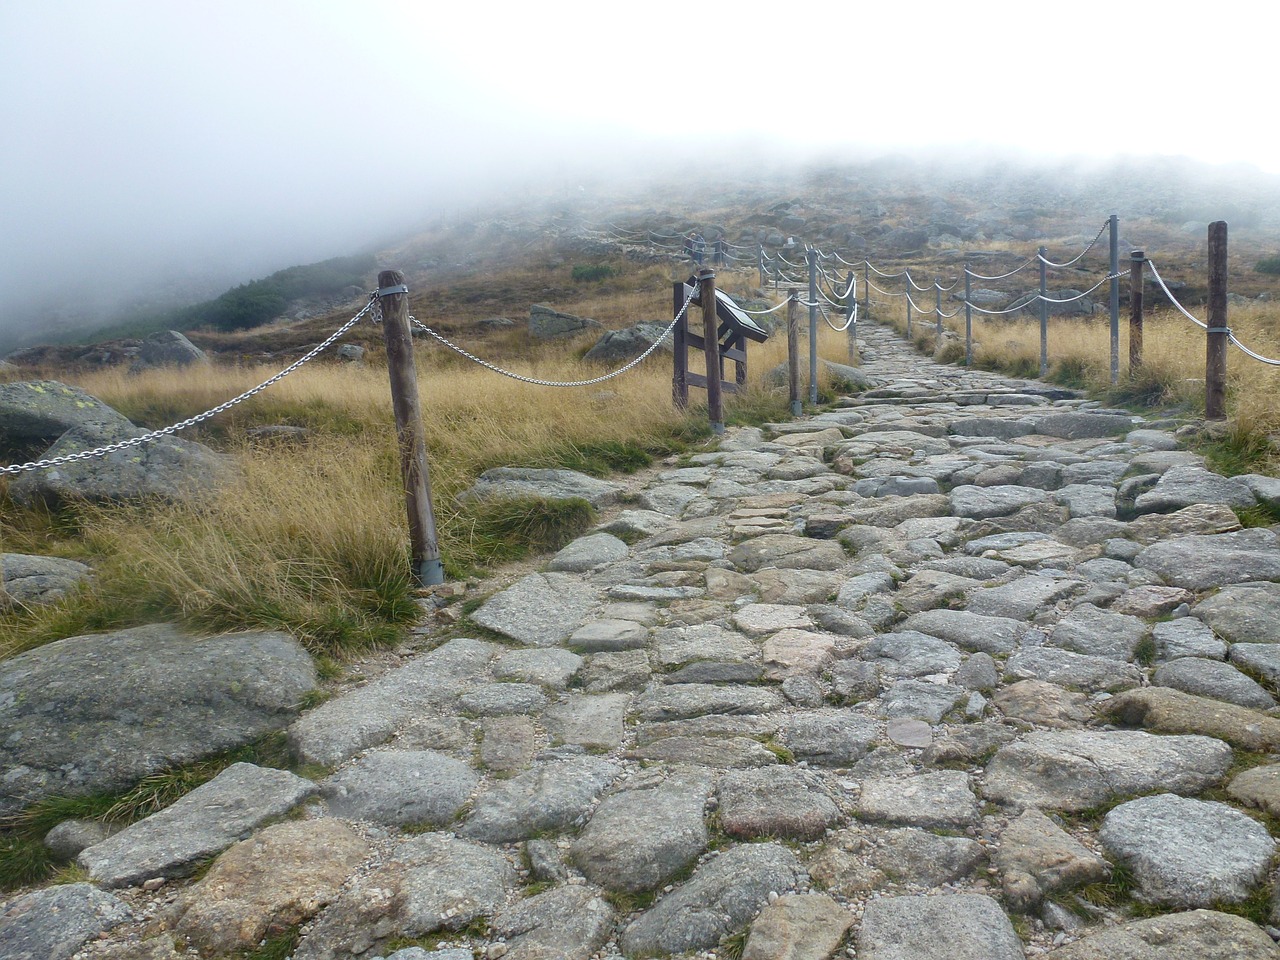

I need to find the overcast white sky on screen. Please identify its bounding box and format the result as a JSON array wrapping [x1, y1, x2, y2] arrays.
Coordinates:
[[1, 0, 1276, 330]]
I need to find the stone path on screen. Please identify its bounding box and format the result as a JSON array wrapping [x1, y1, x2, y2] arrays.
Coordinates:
[[8, 318, 1280, 959]]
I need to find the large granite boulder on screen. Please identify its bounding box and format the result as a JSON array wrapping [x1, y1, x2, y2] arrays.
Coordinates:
[[529, 304, 602, 339], [0, 624, 316, 816], [8, 421, 234, 508], [1, 553, 92, 606], [0, 379, 132, 451], [583, 322, 673, 362], [129, 330, 208, 372]]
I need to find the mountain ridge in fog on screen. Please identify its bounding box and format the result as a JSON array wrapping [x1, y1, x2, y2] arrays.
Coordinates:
[[4, 150, 1279, 357]]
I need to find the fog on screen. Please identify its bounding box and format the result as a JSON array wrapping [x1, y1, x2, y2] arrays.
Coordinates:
[[3, 0, 1278, 351]]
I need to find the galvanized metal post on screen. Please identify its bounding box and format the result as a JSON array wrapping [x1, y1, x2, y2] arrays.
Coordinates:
[[935, 283, 942, 339], [906, 272, 913, 338], [964, 268, 973, 366], [1129, 250, 1145, 374], [1038, 246, 1049, 377], [787, 290, 801, 416], [807, 247, 819, 404], [758, 245, 765, 288], [1108, 213, 1120, 384], [863, 261, 871, 314], [846, 270, 858, 363]]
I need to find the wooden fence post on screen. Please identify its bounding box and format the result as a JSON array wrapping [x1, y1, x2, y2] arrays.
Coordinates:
[[1129, 250, 1145, 374], [672, 281, 688, 409], [1206, 221, 1229, 420], [934, 283, 942, 339], [788, 290, 801, 416], [377, 270, 444, 586], [905, 272, 913, 337], [699, 268, 724, 434]]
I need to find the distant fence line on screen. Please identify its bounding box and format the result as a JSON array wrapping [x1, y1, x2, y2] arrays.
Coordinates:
[[582, 213, 1280, 418]]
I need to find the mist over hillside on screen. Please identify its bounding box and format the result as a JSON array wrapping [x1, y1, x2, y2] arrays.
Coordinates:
[[4, 149, 1280, 357]]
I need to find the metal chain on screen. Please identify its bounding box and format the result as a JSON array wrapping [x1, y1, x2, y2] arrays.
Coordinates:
[[411, 286, 697, 388], [1, 295, 379, 477], [1037, 220, 1111, 268], [966, 256, 1037, 281]]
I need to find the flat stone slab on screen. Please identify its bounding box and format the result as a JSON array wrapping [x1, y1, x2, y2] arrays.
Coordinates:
[[1194, 581, 1280, 644], [902, 609, 1023, 654], [863, 630, 963, 677], [544, 693, 627, 750], [567, 618, 648, 652], [732, 603, 815, 636], [1005, 647, 1143, 693], [321, 750, 477, 827], [77, 763, 317, 888], [727, 534, 848, 572], [570, 770, 711, 893], [965, 574, 1083, 620], [1100, 794, 1275, 908], [993, 679, 1091, 729], [490, 884, 614, 960], [620, 843, 805, 957], [546, 532, 629, 572], [652, 623, 758, 668], [1103, 686, 1280, 751], [1134, 464, 1257, 513], [983, 730, 1233, 811], [1153, 657, 1276, 710], [858, 894, 1024, 960], [776, 710, 879, 766], [491, 648, 583, 688], [288, 638, 497, 767], [459, 757, 620, 843], [0, 623, 315, 817], [950, 484, 1048, 519], [718, 766, 842, 840], [1049, 603, 1148, 661], [462, 467, 620, 507], [1045, 908, 1280, 960], [857, 771, 979, 829], [741, 893, 852, 960], [631, 683, 786, 721], [0, 883, 131, 960], [293, 833, 516, 959], [470, 573, 598, 646], [996, 807, 1109, 910], [1136, 529, 1280, 591]]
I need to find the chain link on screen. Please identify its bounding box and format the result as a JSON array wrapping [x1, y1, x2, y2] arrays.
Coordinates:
[[410, 285, 698, 388], [1, 295, 378, 477]]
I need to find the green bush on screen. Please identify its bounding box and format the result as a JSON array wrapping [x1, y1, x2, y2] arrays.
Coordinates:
[[1255, 256, 1280, 276], [571, 264, 615, 283]]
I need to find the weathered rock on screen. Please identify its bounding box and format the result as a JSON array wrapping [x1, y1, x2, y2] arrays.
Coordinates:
[[583, 321, 673, 362], [983, 730, 1233, 811], [0, 884, 131, 960], [728, 534, 847, 572], [570, 771, 710, 893], [529, 303, 602, 339], [1134, 464, 1257, 514], [458, 682, 549, 716], [778, 710, 879, 766], [1049, 603, 1148, 660], [130, 330, 207, 371], [321, 750, 477, 827], [1103, 686, 1280, 750], [993, 679, 1092, 728], [459, 757, 620, 843], [462, 466, 619, 507], [996, 808, 1109, 911], [1004, 647, 1143, 693], [1155, 618, 1228, 660], [619, 844, 805, 957], [1, 624, 315, 816], [1100, 794, 1275, 907], [547, 532, 629, 572], [718, 766, 841, 840], [490, 884, 615, 960], [0, 380, 133, 449], [1195, 582, 1280, 644], [470, 573, 598, 646], [858, 894, 1024, 960], [1136, 529, 1280, 590], [965, 574, 1083, 620], [77, 763, 317, 888], [544, 693, 627, 750], [741, 893, 853, 960], [288, 638, 496, 767], [9, 422, 233, 508], [174, 819, 370, 954], [950, 484, 1048, 519], [902, 609, 1023, 654], [0, 553, 92, 605], [1227, 763, 1280, 818], [857, 770, 979, 829], [492, 647, 584, 688], [293, 833, 516, 960], [632, 682, 785, 721], [1153, 658, 1276, 710], [1033, 411, 1132, 439], [1045, 908, 1280, 960]]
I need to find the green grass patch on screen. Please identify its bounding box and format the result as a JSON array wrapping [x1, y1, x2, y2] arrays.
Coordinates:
[[450, 495, 594, 574], [571, 264, 616, 282], [1196, 423, 1277, 477], [1133, 635, 1157, 666], [242, 927, 302, 960], [1256, 256, 1280, 276]]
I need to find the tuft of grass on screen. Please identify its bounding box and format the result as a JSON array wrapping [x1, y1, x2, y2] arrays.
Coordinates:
[[1196, 422, 1278, 477], [1133, 635, 1157, 666], [455, 496, 595, 573], [0, 836, 53, 891], [571, 264, 616, 283], [242, 927, 302, 960], [720, 926, 750, 960]]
